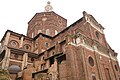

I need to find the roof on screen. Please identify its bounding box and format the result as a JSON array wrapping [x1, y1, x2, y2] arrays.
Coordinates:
[[33, 17, 84, 40], [88, 14, 104, 29], [83, 11, 104, 29], [28, 11, 67, 24], [0, 30, 33, 42], [1, 11, 105, 43]]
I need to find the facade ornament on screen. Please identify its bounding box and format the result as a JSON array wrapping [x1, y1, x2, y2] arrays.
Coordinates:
[[45, 1, 53, 12]]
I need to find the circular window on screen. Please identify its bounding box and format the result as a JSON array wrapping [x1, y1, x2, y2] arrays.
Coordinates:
[[114, 65, 118, 71], [10, 40, 18, 47], [88, 56, 94, 67], [26, 46, 29, 49], [24, 44, 31, 50], [95, 31, 100, 39]]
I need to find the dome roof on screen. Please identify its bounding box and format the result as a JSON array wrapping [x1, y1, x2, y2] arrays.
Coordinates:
[[8, 65, 21, 74]]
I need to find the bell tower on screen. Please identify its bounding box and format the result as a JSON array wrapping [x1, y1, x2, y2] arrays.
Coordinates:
[[27, 1, 67, 38]]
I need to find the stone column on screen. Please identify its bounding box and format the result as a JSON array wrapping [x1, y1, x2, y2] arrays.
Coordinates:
[[21, 53, 28, 70]]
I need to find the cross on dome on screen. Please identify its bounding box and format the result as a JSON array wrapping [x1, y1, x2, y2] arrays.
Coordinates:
[[45, 1, 53, 12]]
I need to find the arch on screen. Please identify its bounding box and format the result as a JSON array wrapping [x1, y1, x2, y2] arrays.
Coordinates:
[[105, 68, 111, 80], [91, 72, 96, 80], [9, 40, 19, 48], [23, 44, 31, 50]]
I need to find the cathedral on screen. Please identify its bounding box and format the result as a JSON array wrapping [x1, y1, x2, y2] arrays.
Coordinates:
[[0, 1, 120, 80]]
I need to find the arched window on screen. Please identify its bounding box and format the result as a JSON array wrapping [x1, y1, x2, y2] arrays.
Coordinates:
[[49, 74, 52, 80], [91, 73, 96, 80], [105, 68, 111, 80], [46, 29, 50, 35]]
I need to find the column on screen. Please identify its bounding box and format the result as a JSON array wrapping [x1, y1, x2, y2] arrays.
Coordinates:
[[21, 53, 28, 70]]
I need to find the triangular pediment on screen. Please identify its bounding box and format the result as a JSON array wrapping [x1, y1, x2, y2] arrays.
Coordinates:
[[83, 11, 104, 32]]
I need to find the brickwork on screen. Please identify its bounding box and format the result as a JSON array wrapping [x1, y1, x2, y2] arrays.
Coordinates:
[[27, 12, 67, 37], [0, 10, 119, 80]]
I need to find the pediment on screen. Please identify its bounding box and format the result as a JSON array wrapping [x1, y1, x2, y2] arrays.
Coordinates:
[[83, 11, 104, 33]]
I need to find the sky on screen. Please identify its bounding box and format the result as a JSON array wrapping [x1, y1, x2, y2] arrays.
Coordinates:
[[0, 0, 120, 64]]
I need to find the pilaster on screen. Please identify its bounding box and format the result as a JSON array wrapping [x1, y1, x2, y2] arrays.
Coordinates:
[[20, 36, 24, 48], [22, 53, 28, 70]]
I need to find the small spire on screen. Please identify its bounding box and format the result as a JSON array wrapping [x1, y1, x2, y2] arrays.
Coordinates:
[[45, 1, 53, 12]]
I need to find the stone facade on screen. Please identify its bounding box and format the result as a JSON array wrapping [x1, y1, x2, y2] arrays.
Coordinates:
[[0, 6, 120, 80]]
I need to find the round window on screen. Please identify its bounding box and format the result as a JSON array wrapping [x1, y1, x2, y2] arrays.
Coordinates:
[[88, 56, 94, 67], [24, 44, 31, 50], [25, 45, 29, 49], [10, 40, 18, 47]]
